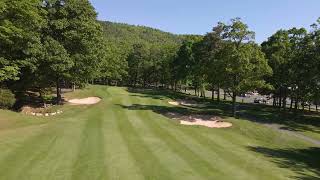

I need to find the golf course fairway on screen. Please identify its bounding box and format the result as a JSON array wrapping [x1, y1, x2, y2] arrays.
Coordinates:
[[0, 85, 318, 180]]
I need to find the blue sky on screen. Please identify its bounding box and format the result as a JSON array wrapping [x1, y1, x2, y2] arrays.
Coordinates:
[[89, 0, 320, 43]]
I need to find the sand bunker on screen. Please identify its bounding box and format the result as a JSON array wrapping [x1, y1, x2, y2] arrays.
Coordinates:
[[168, 99, 206, 107], [180, 119, 232, 128], [166, 112, 232, 128], [168, 101, 180, 106], [68, 97, 101, 105]]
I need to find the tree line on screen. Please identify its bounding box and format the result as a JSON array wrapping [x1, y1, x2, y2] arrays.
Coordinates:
[[1, 0, 320, 116], [114, 18, 320, 116], [171, 18, 320, 115]]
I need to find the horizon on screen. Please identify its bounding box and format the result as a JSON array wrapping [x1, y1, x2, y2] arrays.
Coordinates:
[[89, 0, 320, 43]]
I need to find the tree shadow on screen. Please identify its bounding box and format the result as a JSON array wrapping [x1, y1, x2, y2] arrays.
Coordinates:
[[238, 104, 320, 133], [117, 103, 229, 121], [128, 88, 187, 100], [129, 94, 166, 100], [248, 146, 320, 179]]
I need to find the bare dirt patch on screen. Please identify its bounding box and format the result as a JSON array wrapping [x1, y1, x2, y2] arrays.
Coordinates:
[[67, 97, 101, 105], [166, 112, 232, 128]]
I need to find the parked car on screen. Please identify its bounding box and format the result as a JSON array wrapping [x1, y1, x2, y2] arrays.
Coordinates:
[[262, 99, 270, 104], [254, 98, 261, 104], [301, 102, 310, 106]]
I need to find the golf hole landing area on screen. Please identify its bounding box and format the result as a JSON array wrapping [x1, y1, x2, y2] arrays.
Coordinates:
[[67, 97, 101, 105], [166, 112, 232, 128]]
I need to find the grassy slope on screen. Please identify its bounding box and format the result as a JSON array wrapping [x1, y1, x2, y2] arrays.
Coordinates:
[[0, 85, 318, 179]]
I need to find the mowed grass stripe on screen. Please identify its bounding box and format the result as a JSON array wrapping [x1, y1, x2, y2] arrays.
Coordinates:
[[71, 105, 107, 180], [152, 96, 296, 179], [0, 124, 58, 179], [176, 124, 286, 179], [103, 95, 144, 180], [131, 98, 224, 179], [115, 98, 174, 180], [0, 123, 48, 161], [122, 95, 205, 180], [21, 119, 86, 180], [0, 118, 83, 180], [197, 129, 296, 179]]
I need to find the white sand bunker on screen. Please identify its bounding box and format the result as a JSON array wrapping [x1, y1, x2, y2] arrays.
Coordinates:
[[168, 99, 206, 107], [68, 97, 101, 105], [168, 101, 180, 106], [166, 112, 232, 128], [180, 119, 232, 128]]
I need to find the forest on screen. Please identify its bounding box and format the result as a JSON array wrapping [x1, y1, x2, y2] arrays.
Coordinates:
[[1, 0, 320, 117]]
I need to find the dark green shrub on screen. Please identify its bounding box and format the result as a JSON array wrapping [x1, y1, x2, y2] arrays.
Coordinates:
[[0, 89, 16, 109]]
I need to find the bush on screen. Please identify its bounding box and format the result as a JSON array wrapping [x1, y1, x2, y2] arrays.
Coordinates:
[[0, 89, 16, 109], [40, 88, 54, 104]]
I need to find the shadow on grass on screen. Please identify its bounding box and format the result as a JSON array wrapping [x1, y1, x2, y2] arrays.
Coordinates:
[[128, 88, 186, 101], [127, 88, 320, 134], [117, 103, 229, 121], [248, 146, 320, 180], [238, 104, 320, 133]]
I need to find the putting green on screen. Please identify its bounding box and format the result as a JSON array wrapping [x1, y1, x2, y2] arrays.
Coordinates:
[[0, 85, 318, 180]]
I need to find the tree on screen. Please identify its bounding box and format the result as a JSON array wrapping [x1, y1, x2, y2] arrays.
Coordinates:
[[218, 18, 272, 116], [172, 40, 194, 90], [0, 58, 19, 82], [202, 24, 225, 101], [41, 0, 106, 102], [0, 0, 45, 88], [127, 43, 149, 87], [37, 37, 74, 102], [261, 30, 292, 109], [310, 18, 320, 111], [173, 36, 202, 92]]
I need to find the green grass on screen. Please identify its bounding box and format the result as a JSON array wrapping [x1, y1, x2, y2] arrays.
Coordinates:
[[0, 85, 319, 179]]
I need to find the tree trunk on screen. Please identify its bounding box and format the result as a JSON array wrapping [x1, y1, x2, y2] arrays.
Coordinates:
[[309, 104, 311, 112], [282, 87, 287, 110], [290, 97, 293, 110], [211, 89, 214, 101], [217, 84, 220, 102], [316, 104, 318, 112], [223, 90, 227, 100], [72, 83, 76, 92], [279, 88, 282, 108], [294, 97, 298, 111], [56, 79, 61, 104], [232, 92, 237, 117]]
